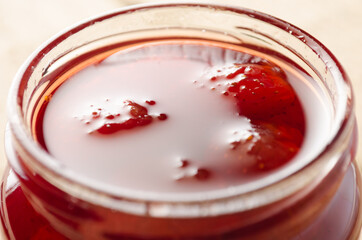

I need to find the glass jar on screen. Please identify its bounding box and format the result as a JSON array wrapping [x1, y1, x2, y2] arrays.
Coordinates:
[[1, 3, 361, 239]]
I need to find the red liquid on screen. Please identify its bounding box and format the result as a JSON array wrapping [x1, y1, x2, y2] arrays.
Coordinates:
[[1, 40, 359, 239], [1, 163, 360, 239]]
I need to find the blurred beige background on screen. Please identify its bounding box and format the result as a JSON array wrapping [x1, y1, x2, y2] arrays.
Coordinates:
[[0, 0, 362, 239]]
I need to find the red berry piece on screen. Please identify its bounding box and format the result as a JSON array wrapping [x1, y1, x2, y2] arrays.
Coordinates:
[[105, 114, 115, 120], [91, 111, 100, 119], [82, 99, 168, 135], [127, 101, 149, 118], [231, 121, 304, 173], [94, 101, 154, 135], [194, 168, 211, 180], [157, 113, 168, 121], [145, 100, 156, 105], [212, 62, 298, 120], [95, 116, 153, 135]]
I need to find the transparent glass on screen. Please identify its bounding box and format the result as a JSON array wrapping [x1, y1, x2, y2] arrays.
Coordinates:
[[1, 2, 361, 239]]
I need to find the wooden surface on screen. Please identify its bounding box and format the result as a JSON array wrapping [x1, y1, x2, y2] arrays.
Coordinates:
[[0, 0, 362, 239]]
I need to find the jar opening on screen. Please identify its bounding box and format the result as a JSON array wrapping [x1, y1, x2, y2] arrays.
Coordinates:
[[6, 3, 353, 216]]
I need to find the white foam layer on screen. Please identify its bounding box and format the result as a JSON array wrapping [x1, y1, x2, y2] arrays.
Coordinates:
[[42, 43, 331, 193]]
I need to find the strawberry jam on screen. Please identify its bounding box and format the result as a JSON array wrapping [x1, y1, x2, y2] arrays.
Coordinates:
[[2, 2, 361, 239], [32, 41, 306, 194], [2, 35, 361, 240]]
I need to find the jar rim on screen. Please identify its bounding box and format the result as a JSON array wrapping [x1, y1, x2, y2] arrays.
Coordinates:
[[6, 2, 354, 217]]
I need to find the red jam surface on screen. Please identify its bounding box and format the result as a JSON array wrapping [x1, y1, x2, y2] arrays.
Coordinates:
[[34, 41, 305, 194]]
